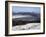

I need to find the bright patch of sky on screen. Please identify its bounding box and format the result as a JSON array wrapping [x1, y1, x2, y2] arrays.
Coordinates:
[[12, 6, 40, 13]]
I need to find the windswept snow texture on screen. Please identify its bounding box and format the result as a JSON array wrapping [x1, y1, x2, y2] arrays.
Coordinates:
[[12, 23, 40, 31], [12, 6, 40, 31]]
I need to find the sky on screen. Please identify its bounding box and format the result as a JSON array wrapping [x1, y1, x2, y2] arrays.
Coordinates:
[[12, 6, 40, 13]]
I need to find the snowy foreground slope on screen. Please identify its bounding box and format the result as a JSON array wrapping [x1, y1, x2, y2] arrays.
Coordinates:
[[12, 23, 40, 31]]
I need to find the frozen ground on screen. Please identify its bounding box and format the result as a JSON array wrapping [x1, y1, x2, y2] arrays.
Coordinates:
[[12, 23, 40, 31]]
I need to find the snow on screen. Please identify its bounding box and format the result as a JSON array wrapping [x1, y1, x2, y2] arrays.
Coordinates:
[[12, 15, 32, 19], [12, 23, 40, 31]]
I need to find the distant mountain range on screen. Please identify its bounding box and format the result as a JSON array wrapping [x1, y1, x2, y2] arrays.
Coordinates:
[[12, 12, 40, 26], [12, 12, 40, 17]]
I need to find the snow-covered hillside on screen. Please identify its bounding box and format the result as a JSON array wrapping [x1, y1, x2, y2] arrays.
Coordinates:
[[12, 23, 40, 31]]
